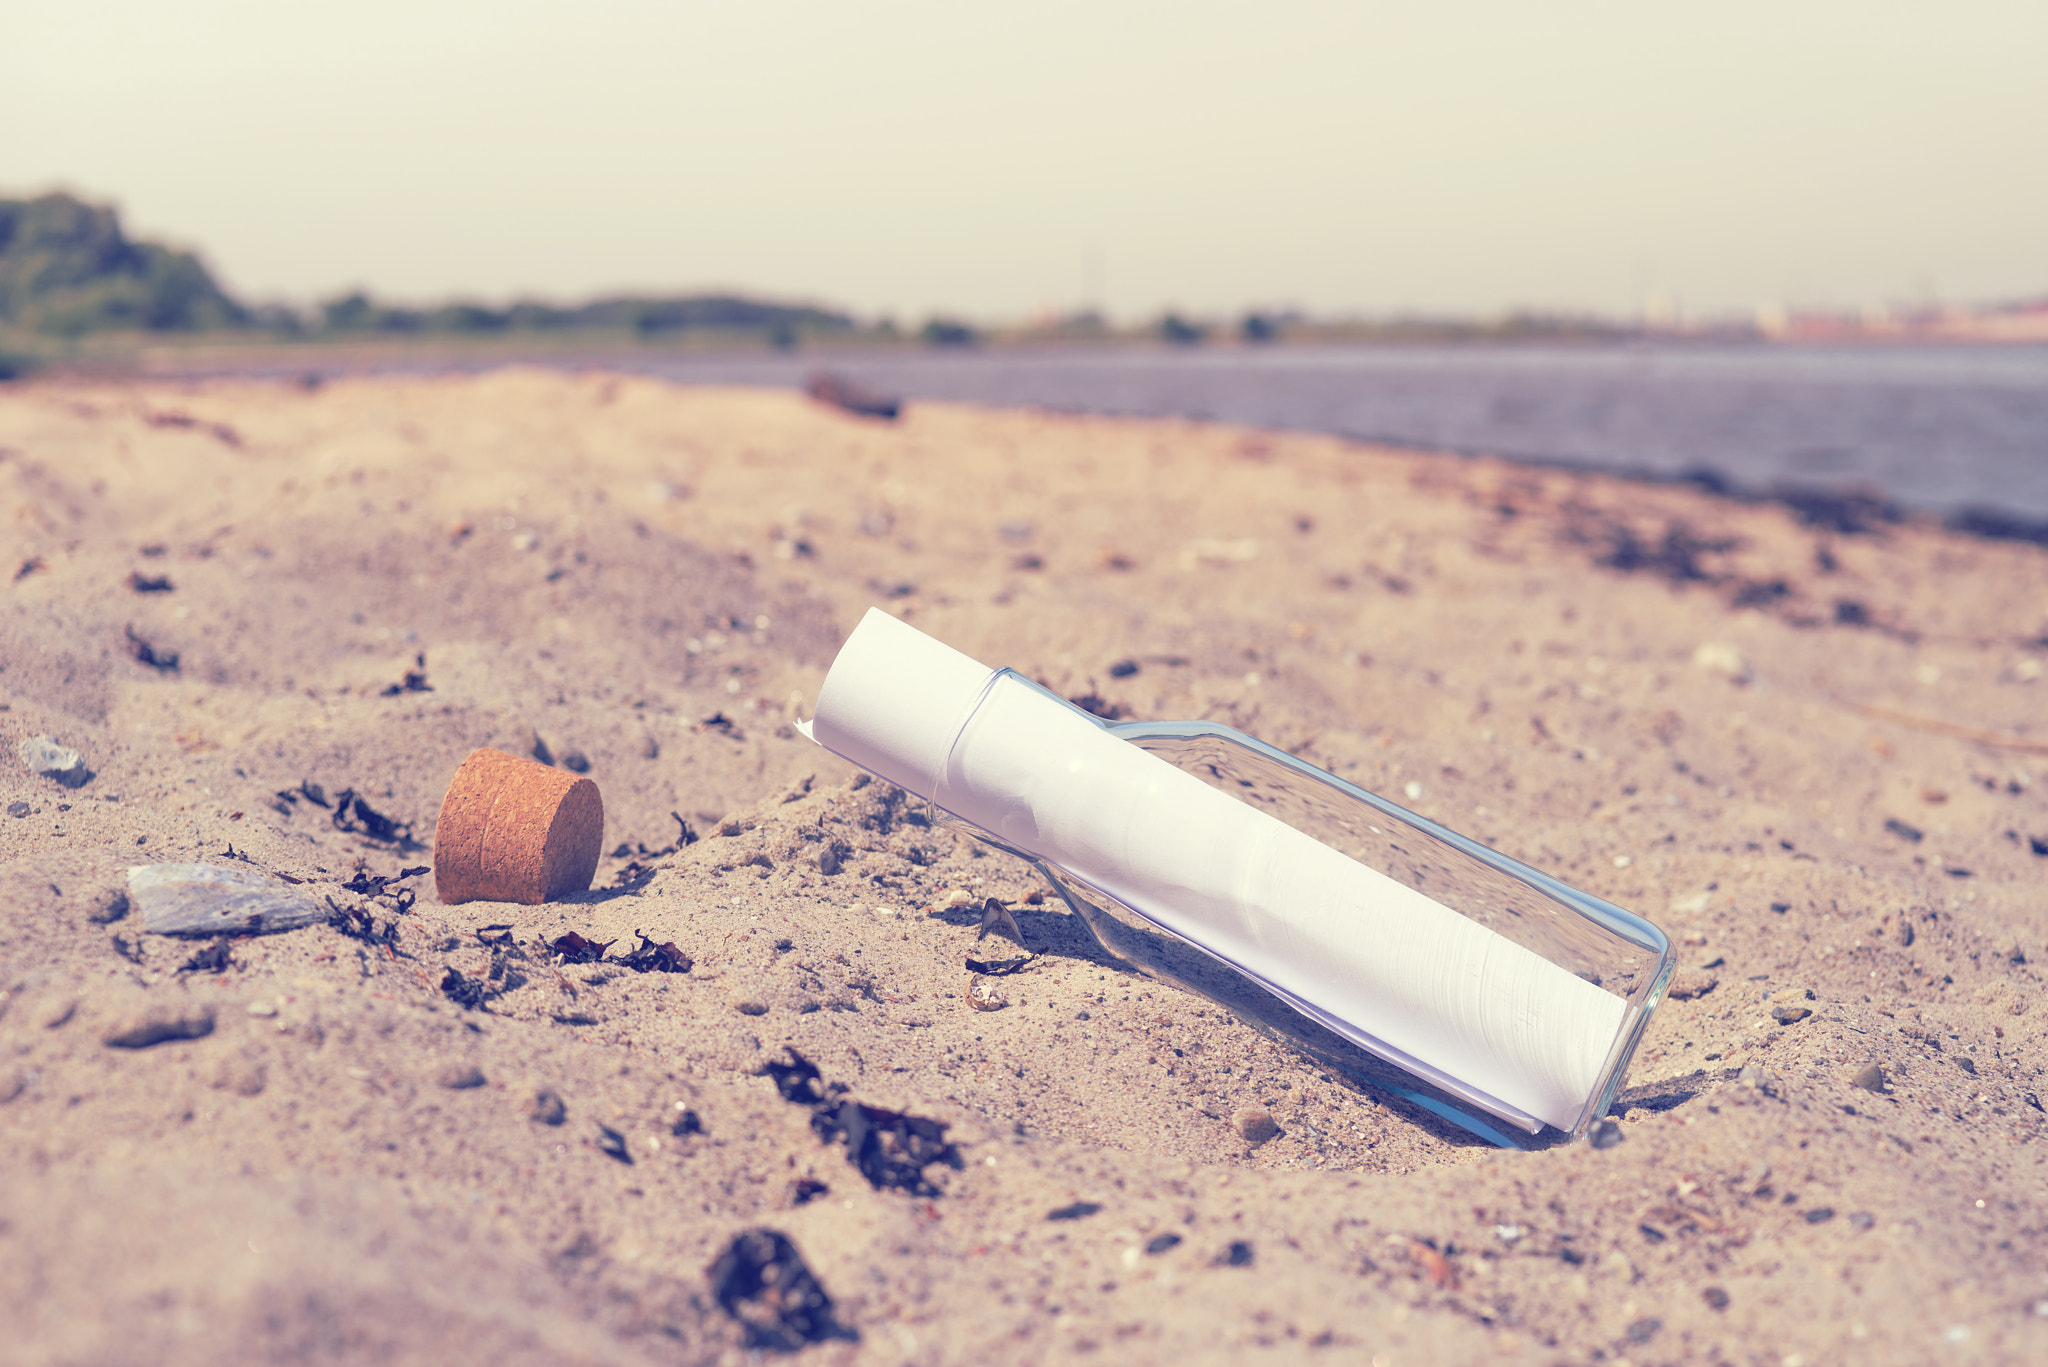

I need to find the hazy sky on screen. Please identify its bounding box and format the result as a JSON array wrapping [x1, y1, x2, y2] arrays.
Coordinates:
[[6, 1, 2044, 321]]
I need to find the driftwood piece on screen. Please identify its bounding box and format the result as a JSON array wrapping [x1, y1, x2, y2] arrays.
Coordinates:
[[131, 863, 326, 937]]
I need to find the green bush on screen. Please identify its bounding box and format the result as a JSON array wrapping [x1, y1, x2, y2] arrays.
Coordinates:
[[0, 193, 244, 335]]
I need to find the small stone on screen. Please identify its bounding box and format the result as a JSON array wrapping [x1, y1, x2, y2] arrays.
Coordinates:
[[1849, 1061, 1888, 1093], [1692, 641, 1752, 683], [1233, 1106, 1279, 1143], [1626, 1317, 1661, 1345], [438, 1063, 487, 1090], [732, 996, 770, 1016], [966, 976, 1007, 1011], [1737, 1063, 1765, 1087], [85, 888, 130, 924], [1145, 1233, 1182, 1255], [1772, 1004, 1813, 1025], [1805, 1207, 1835, 1224], [1702, 1286, 1731, 1311], [816, 843, 844, 875], [1667, 969, 1719, 1000], [531, 1089, 568, 1125], [18, 734, 90, 788], [6, 802, 28, 818], [1848, 1212, 1875, 1230], [940, 888, 976, 909], [130, 863, 325, 937], [1222, 1240, 1255, 1267], [244, 999, 278, 1018], [1587, 1119, 1625, 1149], [104, 1003, 216, 1049], [559, 750, 591, 774]]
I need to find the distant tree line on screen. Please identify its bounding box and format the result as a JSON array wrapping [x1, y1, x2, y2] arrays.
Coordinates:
[[313, 289, 854, 341], [0, 192, 858, 352]]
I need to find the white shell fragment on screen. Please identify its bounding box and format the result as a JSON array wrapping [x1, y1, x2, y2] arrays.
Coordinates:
[[131, 863, 327, 937]]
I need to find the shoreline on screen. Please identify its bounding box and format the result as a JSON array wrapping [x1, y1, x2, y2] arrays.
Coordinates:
[[58, 338, 2048, 547]]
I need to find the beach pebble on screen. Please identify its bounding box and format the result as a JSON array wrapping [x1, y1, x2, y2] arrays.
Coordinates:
[[939, 888, 976, 909], [438, 1063, 488, 1090], [1771, 1003, 1813, 1025], [966, 977, 1007, 1011], [18, 735, 90, 788], [1692, 641, 1752, 683], [1587, 1119, 1625, 1149], [816, 843, 845, 875], [104, 1002, 215, 1049], [531, 1089, 568, 1125], [1233, 1106, 1279, 1143], [1667, 969, 1719, 1000], [1849, 1061, 1889, 1093], [6, 801, 29, 818], [130, 863, 326, 937], [731, 994, 770, 1016]]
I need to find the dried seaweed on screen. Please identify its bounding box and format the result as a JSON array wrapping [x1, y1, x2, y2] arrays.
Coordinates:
[[379, 653, 433, 696], [124, 624, 179, 673], [439, 966, 490, 1010], [549, 932, 615, 964], [964, 953, 1035, 976], [594, 1124, 633, 1165], [764, 1049, 832, 1106], [761, 1048, 961, 1196], [708, 1229, 851, 1351], [341, 864, 429, 903], [326, 898, 403, 952], [330, 790, 418, 848], [616, 930, 692, 974], [175, 939, 237, 975], [1066, 691, 1128, 720]]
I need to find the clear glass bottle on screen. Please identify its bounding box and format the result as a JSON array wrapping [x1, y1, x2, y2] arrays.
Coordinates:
[[936, 672, 1676, 1148]]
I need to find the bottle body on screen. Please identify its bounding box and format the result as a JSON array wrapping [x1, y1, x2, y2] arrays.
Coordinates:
[[936, 673, 1674, 1146]]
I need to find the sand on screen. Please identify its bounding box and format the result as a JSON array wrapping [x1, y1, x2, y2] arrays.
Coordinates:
[[2, 367, 2045, 1365]]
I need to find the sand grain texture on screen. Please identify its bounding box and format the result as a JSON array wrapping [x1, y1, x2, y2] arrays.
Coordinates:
[[2, 369, 2046, 1364]]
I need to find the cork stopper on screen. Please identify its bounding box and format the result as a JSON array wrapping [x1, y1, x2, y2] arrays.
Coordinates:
[[433, 748, 604, 905]]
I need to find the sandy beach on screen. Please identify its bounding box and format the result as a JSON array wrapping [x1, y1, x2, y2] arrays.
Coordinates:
[[3, 367, 2046, 1364]]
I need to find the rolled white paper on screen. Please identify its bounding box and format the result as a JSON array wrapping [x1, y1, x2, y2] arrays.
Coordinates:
[[806, 608, 1627, 1132]]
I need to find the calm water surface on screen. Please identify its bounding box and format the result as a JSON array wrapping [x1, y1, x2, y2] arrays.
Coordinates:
[[185, 343, 2048, 521]]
